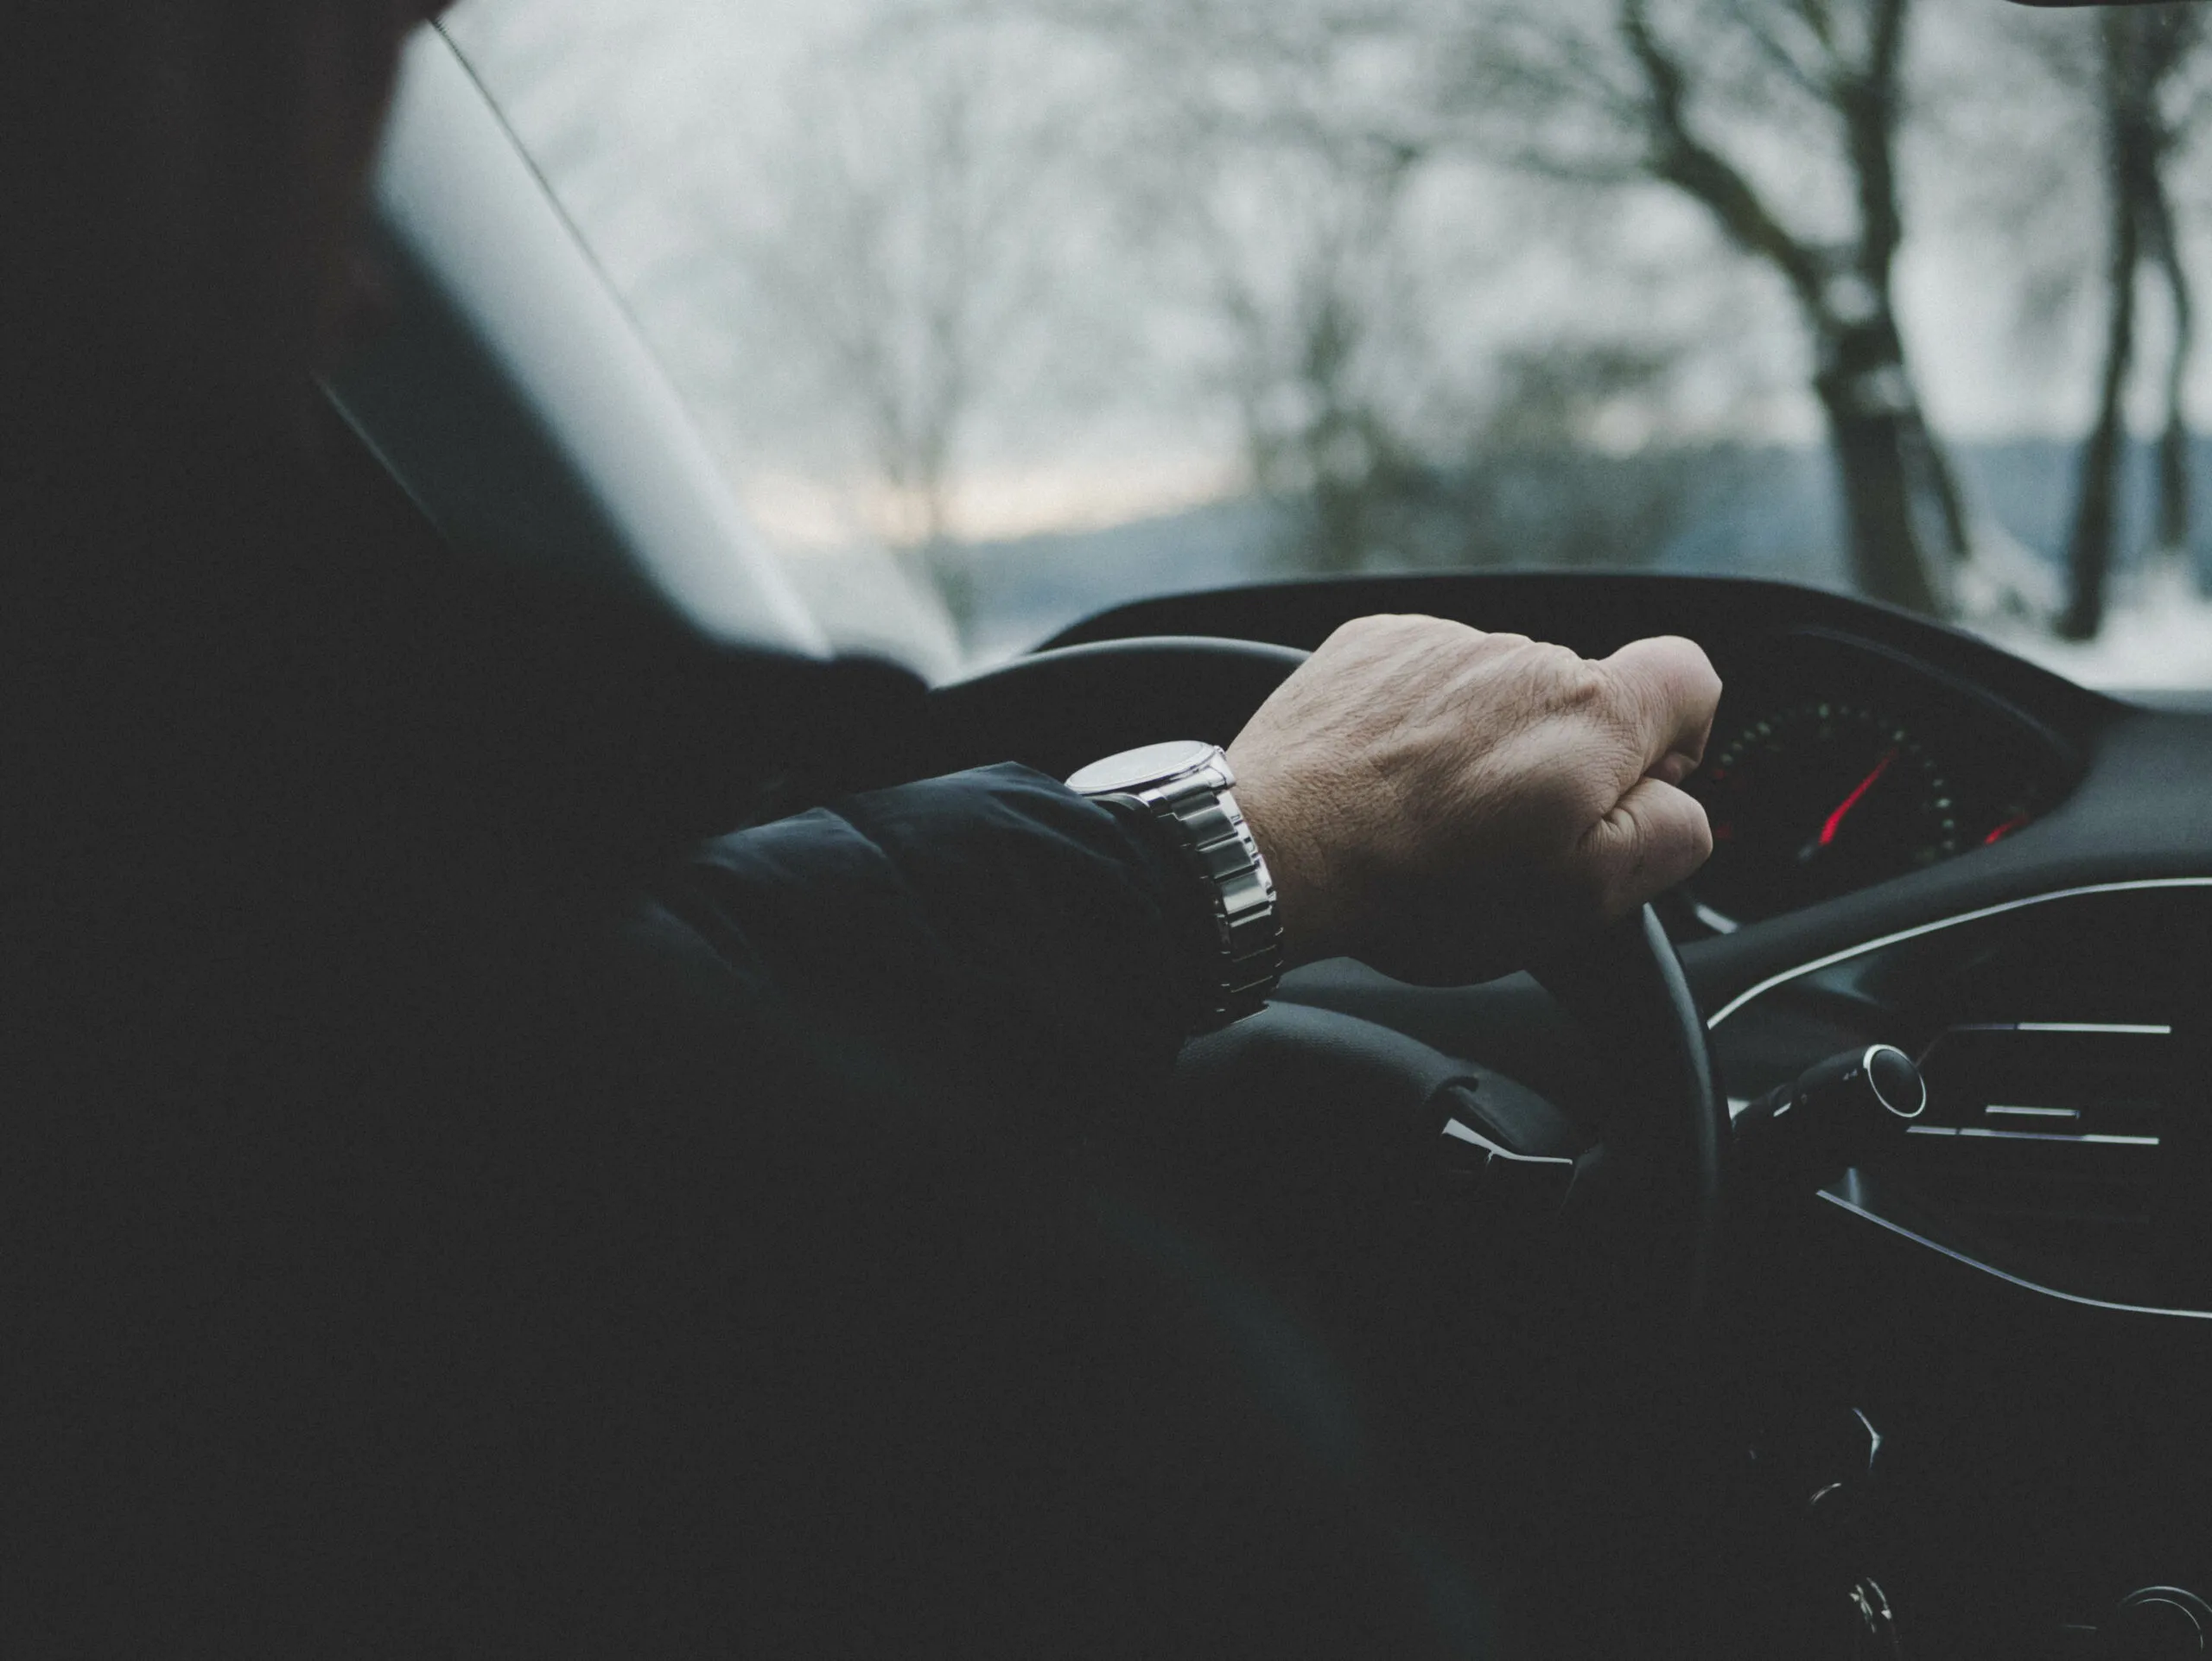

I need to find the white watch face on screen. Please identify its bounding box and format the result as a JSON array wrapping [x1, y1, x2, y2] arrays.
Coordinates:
[[1065, 739, 1221, 794]]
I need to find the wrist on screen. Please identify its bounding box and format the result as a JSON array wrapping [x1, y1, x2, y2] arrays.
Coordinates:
[[1222, 757, 1347, 970]]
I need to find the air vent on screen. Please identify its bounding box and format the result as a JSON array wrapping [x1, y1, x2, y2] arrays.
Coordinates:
[[1872, 1021, 2196, 1302], [1907, 1022, 2174, 1150]]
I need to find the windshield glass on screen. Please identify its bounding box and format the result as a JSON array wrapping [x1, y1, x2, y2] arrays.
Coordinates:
[[443, 0, 2212, 689]]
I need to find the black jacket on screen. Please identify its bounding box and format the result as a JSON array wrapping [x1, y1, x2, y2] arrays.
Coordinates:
[[1, 438, 1481, 1655]]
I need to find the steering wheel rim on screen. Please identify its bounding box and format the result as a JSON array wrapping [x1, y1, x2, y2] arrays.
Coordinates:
[[1530, 903, 1729, 1328]]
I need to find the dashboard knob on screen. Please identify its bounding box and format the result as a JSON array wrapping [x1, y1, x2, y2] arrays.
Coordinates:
[[1734, 1046, 1926, 1183], [2107, 1588, 2212, 1657]]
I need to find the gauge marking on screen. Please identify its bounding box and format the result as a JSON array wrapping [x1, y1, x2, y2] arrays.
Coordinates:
[[1687, 699, 1960, 924]]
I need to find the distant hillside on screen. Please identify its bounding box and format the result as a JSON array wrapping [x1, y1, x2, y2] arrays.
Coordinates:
[[937, 438, 2212, 661]]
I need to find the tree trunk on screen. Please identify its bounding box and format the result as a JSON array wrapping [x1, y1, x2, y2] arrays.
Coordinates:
[[1307, 471, 1371, 575], [2145, 173, 2194, 563], [2156, 310, 2192, 565], [1906, 408, 1971, 565], [1812, 316, 1944, 614], [1815, 390, 1943, 615], [2062, 402, 2129, 643], [2062, 107, 2146, 642]]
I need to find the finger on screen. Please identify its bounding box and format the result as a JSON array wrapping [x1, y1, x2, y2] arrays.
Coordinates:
[[1573, 776, 1714, 918], [1599, 636, 1722, 787]]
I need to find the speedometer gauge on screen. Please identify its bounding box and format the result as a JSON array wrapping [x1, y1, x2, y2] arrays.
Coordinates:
[[1686, 701, 1960, 926]]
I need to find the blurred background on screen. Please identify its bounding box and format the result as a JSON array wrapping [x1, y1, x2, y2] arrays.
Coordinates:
[[442, 0, 2212, 690]]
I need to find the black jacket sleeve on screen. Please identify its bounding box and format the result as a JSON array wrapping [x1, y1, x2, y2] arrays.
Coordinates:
[[632, 761, 1199, 1131]]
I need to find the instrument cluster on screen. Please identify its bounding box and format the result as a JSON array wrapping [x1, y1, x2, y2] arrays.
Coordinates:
[[1678, 631, 2080, 930]]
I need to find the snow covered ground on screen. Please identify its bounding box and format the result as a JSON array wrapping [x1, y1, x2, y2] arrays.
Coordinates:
[[1974, 562, 2212, 694]]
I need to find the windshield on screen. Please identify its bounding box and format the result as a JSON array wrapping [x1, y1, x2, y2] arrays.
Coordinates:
[[442, 0, 2212, 690]]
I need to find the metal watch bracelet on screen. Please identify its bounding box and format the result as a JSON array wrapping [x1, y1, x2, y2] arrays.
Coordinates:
[[1066, 742, 1284, 1032]]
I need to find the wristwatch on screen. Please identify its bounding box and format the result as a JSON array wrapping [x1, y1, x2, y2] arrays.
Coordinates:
[[1066, 741, 1284, 1032]]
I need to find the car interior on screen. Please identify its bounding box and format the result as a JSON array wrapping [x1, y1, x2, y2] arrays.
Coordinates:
[[321, 20, 2212, 1661]]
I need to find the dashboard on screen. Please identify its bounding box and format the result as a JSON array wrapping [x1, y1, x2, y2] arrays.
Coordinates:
[[1034, 575, 2178, 1302], [1025, 570, 2212, 1658]]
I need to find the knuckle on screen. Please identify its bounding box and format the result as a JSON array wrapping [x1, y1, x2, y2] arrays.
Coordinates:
[[1672, 641, 1725, 707], [1319, 616, 1380, 653], [1479, 630, 1534, 662], [1656, 633, 1719, 675], [1563, 671, 1644, 760], [1402, 614, 1474, 656], [1541, 645, 1611, 708], [1690, 647, 1724, 702], [1650, 635, 1724, 705], [1327, 613, 1434, 657]]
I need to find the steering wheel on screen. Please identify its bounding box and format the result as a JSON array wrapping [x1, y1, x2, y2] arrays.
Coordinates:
[[924, 634, 1726, 1278], [919, 634, 1733, 1651]]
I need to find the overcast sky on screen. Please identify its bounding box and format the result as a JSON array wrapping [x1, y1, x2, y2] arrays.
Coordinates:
[[441, 0, 2212, 550]]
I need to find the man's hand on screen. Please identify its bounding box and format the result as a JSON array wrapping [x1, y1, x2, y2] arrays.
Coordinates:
[[1227, 615, 1721, 985]]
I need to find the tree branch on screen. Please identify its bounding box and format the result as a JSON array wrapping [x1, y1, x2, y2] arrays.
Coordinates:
[[1842, 0, 1908, 279], [1620, 0, 1827, 309], [1719, 0, 1834, 104]]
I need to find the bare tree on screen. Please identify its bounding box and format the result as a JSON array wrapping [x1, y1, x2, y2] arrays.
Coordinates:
[[752, 32, 1052, 550], [1038, 1, 1461, 574], [1039, 0, 1768, 576], [1196, 137, 1438, 572], [2147, 134, 2196, 567], [1451, 0, 1964, 614], [2051, 9, 2209, 640], [586, 9, 1102, 634]]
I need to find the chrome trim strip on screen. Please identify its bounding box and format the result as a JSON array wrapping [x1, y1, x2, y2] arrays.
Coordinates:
[[1853, 1409, 1882, 1470], [1707, 878, 2212, 1028], [1817, 1191, 2212, 1321], [1908, 1121, 2152, 1142], [2018, 1021, 2171, 1034], [1986, 1104, 2080, 1118]]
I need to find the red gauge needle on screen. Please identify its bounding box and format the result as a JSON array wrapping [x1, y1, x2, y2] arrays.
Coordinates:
[[1798, 747, 1897, 862]]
